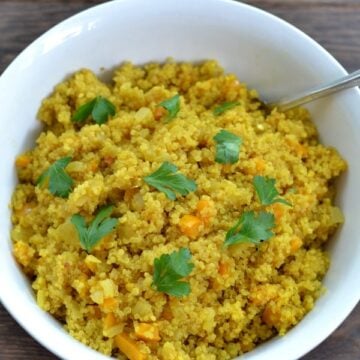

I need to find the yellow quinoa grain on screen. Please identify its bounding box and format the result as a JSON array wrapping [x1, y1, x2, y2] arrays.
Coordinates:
[[11, 60, 346, 359]]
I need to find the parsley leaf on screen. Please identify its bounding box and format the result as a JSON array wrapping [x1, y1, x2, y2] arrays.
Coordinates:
[[36, 156, 74, 198], [152, 248, 194, 297], [144, 162, 197, 200], [71, 205, 118, 253], [213, 129, 242, 164], [158, 94, 180, 122], [253, 176, 292, 206], [213, 101, 240, 116], [224, 211, 275, 247], [72, 98, 96, 122], [72, 96, 116, 124]]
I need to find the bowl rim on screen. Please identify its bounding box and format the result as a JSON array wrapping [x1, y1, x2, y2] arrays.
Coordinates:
[[0, 1, 359, 360]]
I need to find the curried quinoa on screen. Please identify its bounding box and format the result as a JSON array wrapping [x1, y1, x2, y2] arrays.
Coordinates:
[[11, 60, 346, 360]]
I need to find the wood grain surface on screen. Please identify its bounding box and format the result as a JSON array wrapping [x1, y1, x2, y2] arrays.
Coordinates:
[[0, 0, 359, 359]]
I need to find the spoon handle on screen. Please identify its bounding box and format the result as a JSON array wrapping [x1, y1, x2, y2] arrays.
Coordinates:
[[268, 69, 360, 111]]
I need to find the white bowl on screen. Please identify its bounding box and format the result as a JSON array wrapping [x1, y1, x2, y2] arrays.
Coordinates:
[[0, 0, 359, 359]]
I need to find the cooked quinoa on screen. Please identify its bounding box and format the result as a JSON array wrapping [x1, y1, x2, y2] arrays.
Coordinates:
[[11, 60, 346, 360]]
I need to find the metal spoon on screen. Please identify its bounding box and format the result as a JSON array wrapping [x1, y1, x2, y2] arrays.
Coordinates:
[[267, 69, 360, 111]]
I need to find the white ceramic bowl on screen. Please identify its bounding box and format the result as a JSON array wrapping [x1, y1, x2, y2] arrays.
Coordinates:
[[0, 1, 359, 359]]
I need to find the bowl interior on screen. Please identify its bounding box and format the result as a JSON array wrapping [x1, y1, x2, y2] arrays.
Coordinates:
[[0, 1, 359, 359]]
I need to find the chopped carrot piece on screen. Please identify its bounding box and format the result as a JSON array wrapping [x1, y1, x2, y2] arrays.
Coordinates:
[[290, 237, 303, 253], [15, 154, 31, 168], [262, 304, 280, 327], [218, 261, 230, 277], [179, 214, 202, 239], [286, 139, 308, 158], [115, 333, 146, 360], [134, 323, 160, 342], [103, 313, 117, 329], [102, 297, 118, 311], [255, 157, 265, 173], [196, 199, 215, 225], [196, 200, 210, 214], [153, 107, 167, 120], [272, 203, 284, 224], [103, 312, 123, 338]]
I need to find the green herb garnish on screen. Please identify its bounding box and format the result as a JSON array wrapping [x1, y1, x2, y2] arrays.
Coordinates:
[[224, 211, 275, 247], [158, 94, 180, 122], [253, 176, 292, 206], [71, 205, 118, 253], [72, 96, 116, 124], [152, 248, 194, 297], [213, 129, 242, 164], [36, 156, 74, 198], [213, 101, 240, 116], [144, 162, 197, 200]]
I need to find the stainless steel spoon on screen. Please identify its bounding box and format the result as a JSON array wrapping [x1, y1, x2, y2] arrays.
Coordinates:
[[267, 69, 360, 111]]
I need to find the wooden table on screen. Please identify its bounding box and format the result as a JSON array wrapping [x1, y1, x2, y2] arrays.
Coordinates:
[[0, 0, 359, 359]]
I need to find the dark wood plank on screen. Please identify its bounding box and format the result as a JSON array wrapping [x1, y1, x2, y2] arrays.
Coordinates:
[[0, 304, 58, 359], [0, 0, 99, 74], [0, 0, 359, 359]]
